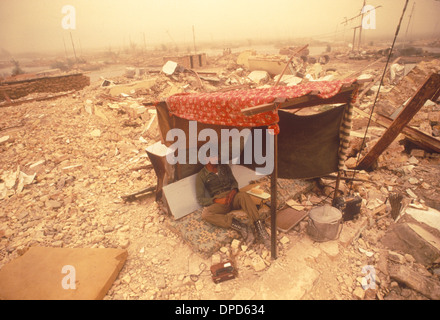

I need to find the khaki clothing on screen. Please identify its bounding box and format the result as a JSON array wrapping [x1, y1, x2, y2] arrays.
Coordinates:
[[201, 191, 262, 228], [195, 165, 238, 206], [196, 164, 262, 228]]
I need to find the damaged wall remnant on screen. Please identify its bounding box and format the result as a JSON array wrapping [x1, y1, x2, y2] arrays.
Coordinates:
[[162, 53, 207, 69], [0, 73, 90, 102]]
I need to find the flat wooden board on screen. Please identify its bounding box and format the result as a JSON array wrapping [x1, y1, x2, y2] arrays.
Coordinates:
[[266, 207, 309, 232], [0, 247, 127, 300]]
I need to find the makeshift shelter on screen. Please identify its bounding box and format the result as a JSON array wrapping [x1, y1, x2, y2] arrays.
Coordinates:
[[146, 79, 360, 258]]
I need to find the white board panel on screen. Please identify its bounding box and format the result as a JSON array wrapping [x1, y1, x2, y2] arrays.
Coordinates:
[[163, 165, 266, 220]]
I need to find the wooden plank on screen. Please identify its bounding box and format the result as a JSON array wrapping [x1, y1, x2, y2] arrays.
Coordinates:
[[265, 207, 308, 233], [353, 107, 440, 153], [356, 73, 440, 170], [377, 113, 440, 153], [241, 85, 358, 117]]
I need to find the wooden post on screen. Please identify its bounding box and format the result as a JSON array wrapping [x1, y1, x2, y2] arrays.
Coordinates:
[[192, 25, 197, 55], [357, 73, 440, 170], [70, 32, 78, 63], [352, 27, 357, 52], [333, 171, 342, 204], [271, 132, 278, 259]]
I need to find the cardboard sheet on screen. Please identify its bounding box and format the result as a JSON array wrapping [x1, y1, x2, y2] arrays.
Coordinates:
[[163, 164, 266, 220]]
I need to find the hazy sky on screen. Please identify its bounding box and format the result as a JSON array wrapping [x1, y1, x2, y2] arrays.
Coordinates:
[[1, 0, 439, 55]]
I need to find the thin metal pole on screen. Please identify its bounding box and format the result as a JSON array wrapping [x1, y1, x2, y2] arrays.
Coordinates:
[[270, 133, 278, 259]]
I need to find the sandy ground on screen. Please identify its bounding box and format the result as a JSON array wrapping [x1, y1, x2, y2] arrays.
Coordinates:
[[1, 48, 440, 301]]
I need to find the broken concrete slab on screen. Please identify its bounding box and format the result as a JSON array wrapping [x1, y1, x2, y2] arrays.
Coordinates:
[[273, 74, 303, 86], [0, 246, 127, 300], [389, 263, 440, 300], [318, 241, 340, 259], [405, 207, 440, 234], [381, 222, 440, 265], [339, 216, 369, 248], [107, 78, 157, 97], [247, 70, 270, 85]]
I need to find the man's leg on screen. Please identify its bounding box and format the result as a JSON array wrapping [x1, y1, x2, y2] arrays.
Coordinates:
[[201, 197, 251, 242], [201, 203, 232, 228], [231, 191, 261, 222], [231, 191, 270, 249]]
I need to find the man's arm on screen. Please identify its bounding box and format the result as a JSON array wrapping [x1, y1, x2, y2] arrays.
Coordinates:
[[195, 173, 214, 207]]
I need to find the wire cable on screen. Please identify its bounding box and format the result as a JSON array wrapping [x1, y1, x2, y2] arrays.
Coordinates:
[[348, 0, 410, 189]]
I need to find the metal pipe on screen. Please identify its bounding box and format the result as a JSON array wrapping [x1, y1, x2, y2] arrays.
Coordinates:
[[270, 132, 278, 259]]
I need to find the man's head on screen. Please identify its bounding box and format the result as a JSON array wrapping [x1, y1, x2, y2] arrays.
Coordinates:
[[206, 155, 219, 166]]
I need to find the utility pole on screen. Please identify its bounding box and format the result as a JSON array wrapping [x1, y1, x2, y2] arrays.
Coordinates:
[[358, 0, 366, 52], [192, 25, 197, 55], [342, 2, 381, 53], [63, 37, 69, 61], [143, 32, 147, 53], [404, 2, 416, 47], [69, 31, 78, 63]]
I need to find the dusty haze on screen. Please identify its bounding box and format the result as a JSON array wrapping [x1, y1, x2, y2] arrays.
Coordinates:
[[1, 0, 439, 55]]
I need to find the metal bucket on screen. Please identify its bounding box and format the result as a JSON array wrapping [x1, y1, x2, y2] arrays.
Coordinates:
[[307, 205, 343, 242]]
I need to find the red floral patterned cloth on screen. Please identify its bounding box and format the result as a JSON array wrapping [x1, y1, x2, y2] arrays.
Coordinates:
[[166, 79, 356, 134]]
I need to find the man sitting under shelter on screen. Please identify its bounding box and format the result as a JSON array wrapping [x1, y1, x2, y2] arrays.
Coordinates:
[[195, 157, 270, 249]]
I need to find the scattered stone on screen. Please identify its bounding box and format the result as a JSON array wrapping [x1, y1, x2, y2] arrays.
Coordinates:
[[231, 239, 241, 251], [280, 236, 290, 245], [406, 189, 417, 198], [388, 251, 405, 264], [119, 238, 130, 249], [211, 254, 221, 265], [247, 71, 270, 84], [0, 135, 10, 145], [408, 156, 419, 165], [404, 253, 415, 264], [155, 275, 167, 289], [90, 129, 101, 137], [353, 287, 365, 300], [219, 247, 229, 254], [252, 256, 267, 272], [410, 149, 425, 158], [122, 274, 131, 284], [45, 200, 62, 209]]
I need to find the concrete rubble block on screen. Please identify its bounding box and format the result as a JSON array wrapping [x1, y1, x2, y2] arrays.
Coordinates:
[[318, 241, 340, 259], [162, 61, 179, 76], [405, 207, 440, 234], [389, 263, 440, 300], [339, 216, 369, 248], [273, 74, 302, 86], [0, 135, 10, 145], [107, 78, 156, 97], [125, 67, 136, 78], [381, 222, 440, 265], [247, 71, 270, 85], [0, 247, 127, 300]]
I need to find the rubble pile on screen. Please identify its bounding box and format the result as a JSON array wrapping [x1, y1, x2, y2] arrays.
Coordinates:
[[1, 47, 440, 300], [0, 73, 90, 102]]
